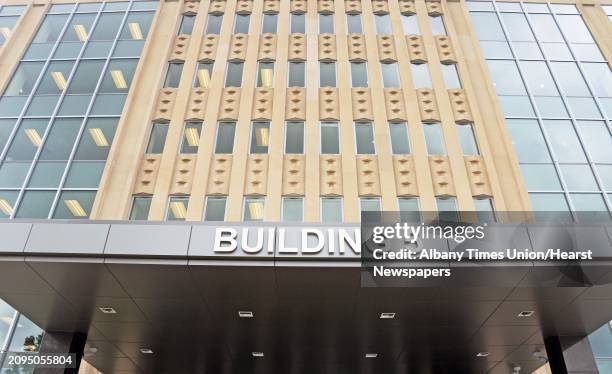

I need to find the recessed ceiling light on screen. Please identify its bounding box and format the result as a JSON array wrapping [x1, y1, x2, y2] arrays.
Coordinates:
[[111, 70, 128, 89], [128, 22, 143, 40], [252, 352, 264, 357], [24, 128, 42, 147], [238, 311, 254, 318], [140, 348, 154, 354], [65, 199, 87, 217], [517, 310, 535, 318], [379, 312, 396, 319], [98, 307, 116, 314], [476, 352, 490, 357], [365, 353, 378, 358], [89, 128, 109, 147], [0, 199, 13, 216], [170, 200, 187, 219], [184, 127, 200, 147], [73, 24, 88, 42]]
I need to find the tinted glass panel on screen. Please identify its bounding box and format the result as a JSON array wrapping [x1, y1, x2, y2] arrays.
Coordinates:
[[215, 122, 236, 153]]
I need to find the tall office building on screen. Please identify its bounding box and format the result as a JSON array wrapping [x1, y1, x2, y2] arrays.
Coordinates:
[[0, 0, 610, 372]]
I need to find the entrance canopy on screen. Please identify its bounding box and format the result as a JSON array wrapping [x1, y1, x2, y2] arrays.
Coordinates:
[[1, 221, 612, 373]]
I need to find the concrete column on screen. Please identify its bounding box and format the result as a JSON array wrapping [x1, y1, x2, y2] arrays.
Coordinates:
[[33, 331, 87, 374], [544, 335, 599, 374]]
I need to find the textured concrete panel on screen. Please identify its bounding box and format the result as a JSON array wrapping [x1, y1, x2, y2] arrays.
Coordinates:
[[285, 87, 306, 120], [153, 88, 177, 121], [282, 155, 306, 196], [228, 33, 248, 61], [288, 33, 307, 61], [406, 35, 427, 63], [319, 87, 340, 120], [199, 34, 219, 62], [320, 155, 343, 196], [436, 35, 457, 64], [207, 155, 233, 195], [345, 0, 362, 13], [258, 33, 277, 61], [252, 88, 274, 120], [319, 34, 337, 61], [448, 89, 473, 123], [377, 35, 397, 62], [170, 155, 197, 195], [465, 156, 492, 197], [170, 35, 190, 61], [134, 155, 161, 195], [347, 34, 367, 61], [186, 88, 209, 120], [356, 155, 381, 196], [244, 154, 269, 196], [351, 88, 374, 121], [384, 88, 407, 121], [429, 155, 455, 196], [393, 155, 419, 196], [218, 87, 241, 120], [417, 88, 441, 123]]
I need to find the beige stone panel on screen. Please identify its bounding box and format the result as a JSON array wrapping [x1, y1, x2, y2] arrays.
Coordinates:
[[371, 0, 389, 14], [170, 34, 190, 61], [207, 155, 233, 195], [282, 155, 306, 196], [134, 155, 162, 195], [399, 0, 416, 15], [318, 0, 334, 14], [435, 35, 457, 64], [209, 0, 225, 14], [228, 33, 248, 61], [384, 88, 407, 122], [236, 0, 253, 14], [258, 33, 277, 61], [464, 156, 492, 197], [252, 88, 274, 120], [344, 0, 362, 14], [356, 156, 381, 196], [199, 34, 219, 61], [351, 88, 374, 121], [153, 88, 177, 121], [244, 154, 269, 195], [319, 87, 340, 120], [416, 89, 440, 123], [448, 89, 473, 124], [393, 156, 419, 196], [288, 33, 307, 61], [185, 88, 209, 121], [290, 0, 307, 13], [182, 1, 199, 15], [170, 155, 197, 195], [218, 87, 241, 120], [285, 87, 306, 120], [347, 34, 367, 61], [377, 35, 397, 62], [318, 34, 337, 61], [263, 0, 280, 13], [426, 1, 442, 16], [428, 156, 455, 197], [406, 35, 427, 63], [320, 155, 343, 196]]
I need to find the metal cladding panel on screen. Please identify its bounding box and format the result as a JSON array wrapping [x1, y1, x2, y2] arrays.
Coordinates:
[[0, 222, 31, 253], [104, 224, 191, 257], [25, 223, 109, 255]]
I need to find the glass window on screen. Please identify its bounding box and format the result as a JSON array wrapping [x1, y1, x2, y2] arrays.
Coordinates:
[[167, 196, 189, 221], [32, 14, 70, 44], [550, 62, 591, 97], [319, 14, 334, 33], [98, 59, 138, 93], [360, 197, 381, 212], [474, 198, 495, 222], [28, 162, 65, 188], [291, 13, 306, 33], [321, 121, 340, 154], [0, 298, 16, 342], [234, 14, 250, 33], [179, 14, 196, 34], [436, 197, 459, 222], [351, 62, 368, 87], [0, 119, 16, 152], [411, 63, 431, 88], [282, 197, 303, 222], [194, 62, 213, 88], [67, 60, 105, 94], [181, 121, 203, 154], [288, 62, 305, 87], [129, 196, 151, 220], [398, 197, 420, 222], [507, 119, 551, 163], [244, 197, 264, 221], [285, 121, 304, 153], [520, 61, 559, 97], [0, 15, 18, 46], [375, 14, 392, 34], [0, 162, 30, 188], [225, 62, 244, 87], [8, 314, 43, 352], [91, 13, 123, 41], [121, 12, 155, 40], [262, 14, 278, 34], [597, 165, 612, 191], [486, 60, 526, 95], [0, 190, 19, 218], [423, 123, 446, 155], [3, 62, 45, 96], [457, 124, 479, 156], [204, 196, 227, 221], [470, 12, 505, 41], [355, 122, 375, 154], [347, 14, 362, 33], [560, 164, 598, 191], [35, 61, 74, 95], [582, 63, 612, 98], [529, 14, 564, 43], [521, 164, 562, 190], [429, 15, 446, 35], [75, 118, 118, 160], [321, 197, 342, 222], [571, 193, 608, 212], [389, 123, 410, 154], [250, 122, 270, 154], [381, 63, 400, 88], [15, 191, 55, 219], [320, 62, 336, 87], [578, 121, 612, 163], [164, 63, 184, 88], [441, 64, 461, 89], [64, 161, 104, 188], [206, 14, 223, 34], [62, 13, 96, 43], [215, 122, 236, 153], [39, 118, 82, 161], [530, 193, 570, 212], [257, 62, 274, 88], [53, 191, 95, 219], [556, 15, 594, 43], [543, 120, 586, 163], [401, 14, 419, 35], [146, 122, 168, 154], [5, 119, 48, 161]]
